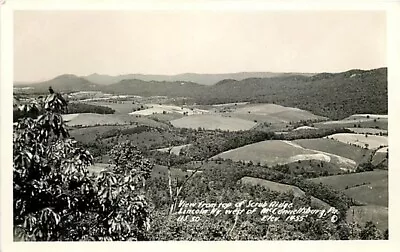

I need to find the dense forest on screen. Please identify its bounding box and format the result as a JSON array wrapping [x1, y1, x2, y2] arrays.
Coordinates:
[[67, 102, 115, 114], [144, 159, 385, 240]]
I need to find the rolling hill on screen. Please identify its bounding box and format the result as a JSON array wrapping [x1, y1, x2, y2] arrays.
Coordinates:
[[18, 74, 102, 93], [82, 72, 316, 86], [171, 114, 257, 131], [212, 140, 358, 171], [103, 67, 387, 120], [17, 68, 387, 120], [195, 68, 387, 120]]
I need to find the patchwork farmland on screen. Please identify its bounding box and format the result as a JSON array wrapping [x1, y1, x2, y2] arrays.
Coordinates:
[[13, 66, 389, 240]]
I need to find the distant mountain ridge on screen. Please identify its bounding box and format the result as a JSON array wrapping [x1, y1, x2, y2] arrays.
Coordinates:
[[81, 72, 316, 86], [14, 68, 387, 120], [14, 74, 102, 92]]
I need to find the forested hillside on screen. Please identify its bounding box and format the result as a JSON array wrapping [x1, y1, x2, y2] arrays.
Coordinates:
[[96, 67, 389, 120], [18, 68, 387, 120]]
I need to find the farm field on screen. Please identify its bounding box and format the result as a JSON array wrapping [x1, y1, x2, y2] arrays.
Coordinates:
[[148, 112, 185, 122], [62, 113, 169, 128], [326, 133, 388, 149], [314, 118, 388, 130], [227, 103, 327, 123], [372, 151, 388, 167], [157, 144, 192, 156], [347, 127, 388, 135], [212, 102, 250, 107], [308, 170, 388, 191], [344, 179, 388, 206], [130, 104, 209, 116], [377, 146, 388, 153], [309, 169, 388, 230], [240, 176, 331, 209], [346, 205, 388, 232], [346, 114, 388, 120], [151, 164, 198, 179], [171, 114, 257, 131], [292, 138, 371, 164], [69, 125, 143, 144], [85, 101, 144, 114], [212, 140, 357, 171], [103, 130, 187, 150]]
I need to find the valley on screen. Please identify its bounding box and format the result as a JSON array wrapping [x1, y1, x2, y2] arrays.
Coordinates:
[[13, 67, 389, 240]]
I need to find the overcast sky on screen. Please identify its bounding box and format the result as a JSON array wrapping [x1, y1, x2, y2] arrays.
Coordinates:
[[14, 10, 386, 82]]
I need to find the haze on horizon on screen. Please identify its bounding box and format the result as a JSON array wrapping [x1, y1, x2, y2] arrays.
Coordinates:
[[14, 10, 386, 83]]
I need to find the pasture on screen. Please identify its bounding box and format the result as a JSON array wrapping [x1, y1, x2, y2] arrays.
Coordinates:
[[347, 127, 388, 135], [315, 118, 388, 130], [85, 101, 144, 114], [212, 140, 357, 171], [148, 112, 185, 122], [69, 125, 140, 144], [157, 144, 192, 156], [171, 114, 257, 131], [325, 133, 388, 150], [104, 130, 187, 150], [346, 114, 388, 120], [308, 170, 388, 191], [225, 103, 327, 124], [371, 151, 388, 167], [292, 138, 371, 164], [344, 179, 388, 206], [62, 113, 169, 128], [130, 104, 209, 116], [346, 205, 388, 232]]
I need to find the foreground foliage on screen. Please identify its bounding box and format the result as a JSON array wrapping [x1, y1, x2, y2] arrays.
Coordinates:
[[13, 91, 152, 241]]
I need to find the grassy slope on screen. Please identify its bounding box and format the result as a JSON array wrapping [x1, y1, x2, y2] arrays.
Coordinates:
[[64, 113, 169, 128], [309, 170, 388, 231], [170, 114, 257, 131], [292, 138, 371, 164], [213, 140, 357, 171], [69, 125, 140, 144], [104, 130, 187, 150], [343, 179, 388, 207], [308, 170, 388, 191], [212, 140, 315, 166], [314, 118, 388, 130], [326, 133, 388, 150], [86, 101, 144, 114]]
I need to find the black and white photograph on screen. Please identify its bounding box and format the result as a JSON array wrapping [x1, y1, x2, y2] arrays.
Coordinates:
[[1, 0, 400, 248]]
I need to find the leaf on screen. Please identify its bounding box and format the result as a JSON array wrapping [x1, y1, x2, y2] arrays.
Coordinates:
[[24, 150, 33, 160], [53, 212, 61, 225]]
